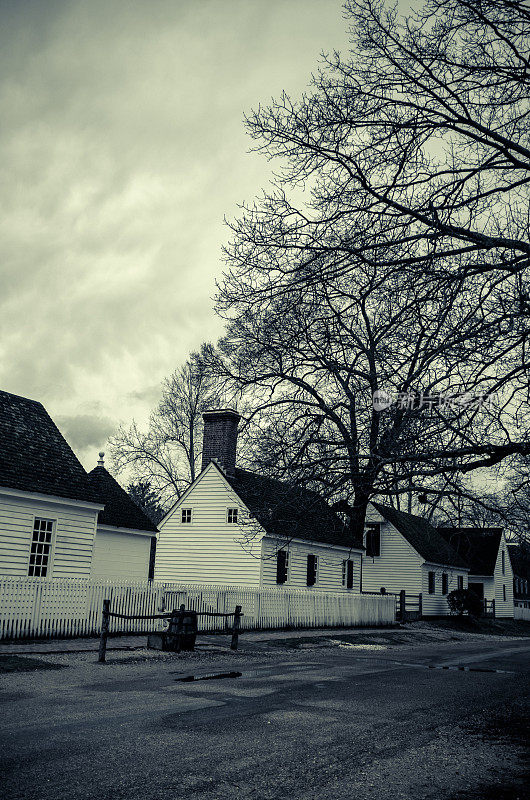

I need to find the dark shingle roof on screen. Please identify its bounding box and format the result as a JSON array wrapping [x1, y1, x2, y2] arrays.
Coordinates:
[[87, 467, 158, 533], [0, 389, 101, 505], [225, 468, 362, 550], [371, 502, 468, 569], [438, 528, 502, 576], [508, 544, 530, 580]]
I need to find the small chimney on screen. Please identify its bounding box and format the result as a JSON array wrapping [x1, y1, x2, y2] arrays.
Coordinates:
[[97, 451, 105, 467], [201, 409, 240, 475]]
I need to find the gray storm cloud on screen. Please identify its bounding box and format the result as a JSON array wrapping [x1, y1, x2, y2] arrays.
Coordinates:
[[0, 0, 348, 463]]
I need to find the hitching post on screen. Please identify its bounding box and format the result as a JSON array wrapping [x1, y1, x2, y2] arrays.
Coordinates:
[[231, 605, 242, 650], [98, 598, 110, 663], [175, 604, 185, 653]]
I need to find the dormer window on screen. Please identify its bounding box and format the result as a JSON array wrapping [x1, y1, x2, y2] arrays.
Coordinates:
[[227, 508, 239, 524], [181, 509, 192, 524]]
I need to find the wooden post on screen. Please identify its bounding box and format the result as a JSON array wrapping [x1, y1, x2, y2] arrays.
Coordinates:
[[399, 590, 406, 622], [418, 593, 423, 618], [98, 598, 110, 663], [231, 605, 242, 650], [175, 604, 185, 653]]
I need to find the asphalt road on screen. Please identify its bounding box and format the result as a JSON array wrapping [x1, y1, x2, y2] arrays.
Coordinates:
[[1, 638, 529, 800]]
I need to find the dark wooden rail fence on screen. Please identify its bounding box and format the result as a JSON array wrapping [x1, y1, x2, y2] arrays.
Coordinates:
[[98, 599, 243, 663]]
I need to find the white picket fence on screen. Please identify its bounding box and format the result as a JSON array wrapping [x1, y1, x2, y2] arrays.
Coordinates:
[[0, 578, 396, 640], [514, 604, 530, 621]]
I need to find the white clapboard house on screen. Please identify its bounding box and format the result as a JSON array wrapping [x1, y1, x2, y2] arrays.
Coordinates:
[[438, 528, 514, 618], [155, 410, 364, 590], [363, 502, 470, 615], [0, 389, 157, 581]]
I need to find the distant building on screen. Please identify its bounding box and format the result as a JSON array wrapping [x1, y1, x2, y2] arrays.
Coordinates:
[[0, 390, 157, 581], [363, 503, 470, 616], [438, 528, 514, 618], [155, 409, 364, 590], [508, 543, 530, 613]]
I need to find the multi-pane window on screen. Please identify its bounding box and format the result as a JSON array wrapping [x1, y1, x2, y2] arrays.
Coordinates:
[[457, 575, 464, 591], [342, 559, 354, 590], [28, 518, 54, 577], [365, 523, 381, 557], [181, 509, 192, 524], [227, 508, 238, 524], [276, 549, 289, 584], [306, 554, 318, 587], [428, 571, 436, 594], [442, 573, 448, 595]]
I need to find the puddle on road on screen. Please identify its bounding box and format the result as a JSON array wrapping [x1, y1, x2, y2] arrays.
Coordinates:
[[174, 671, 242, 683]]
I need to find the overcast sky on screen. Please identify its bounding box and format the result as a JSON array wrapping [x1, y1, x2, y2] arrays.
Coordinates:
[[0, 0, 351, 469]]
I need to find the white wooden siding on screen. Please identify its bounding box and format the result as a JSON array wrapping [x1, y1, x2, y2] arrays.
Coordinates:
[[260, 536, 362, 592], [0, 493, 98, 579], [421, 565, 469, 615], [91, 528, 153, 581], [154, 465, 263, 587], [492, 533, 514, 617], [361, 516, 425, 595]]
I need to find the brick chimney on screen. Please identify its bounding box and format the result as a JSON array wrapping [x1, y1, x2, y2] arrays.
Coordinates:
[[201, 409, 241, 475]]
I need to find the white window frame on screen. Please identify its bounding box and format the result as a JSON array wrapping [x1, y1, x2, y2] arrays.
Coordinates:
[[181, 508, 193, 524], [27, 516, 56, 578], [226, 508, 239, 524]]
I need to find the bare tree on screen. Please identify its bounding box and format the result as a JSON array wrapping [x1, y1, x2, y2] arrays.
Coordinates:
[[233, 0, 530, 289], [109, 348, 219, 505], [214, 0, 530, 540]]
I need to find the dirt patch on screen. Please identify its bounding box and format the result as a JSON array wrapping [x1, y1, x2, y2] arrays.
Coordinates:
[[0, 654, 66, 673], [449, 703, 530, 800]]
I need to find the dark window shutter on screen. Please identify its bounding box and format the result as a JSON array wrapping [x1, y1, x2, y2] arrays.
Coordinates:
[[276, 550, 288, 584], [366, 524, 381, 557], [347, 559, 354, 589], [148, 538, 156, 581], [428, 571, 435, 594], [307, 554, 317, 586], [442, 573, 448, 595]]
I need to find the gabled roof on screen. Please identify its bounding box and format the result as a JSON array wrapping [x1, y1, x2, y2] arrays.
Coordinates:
[[87, 467, 158, 533], [225, 468, 363, 550], [0, 389, 101, 505], [438, 528, 502, 576], [371, 502, 468, 569], [508, 543, 530, 580]]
